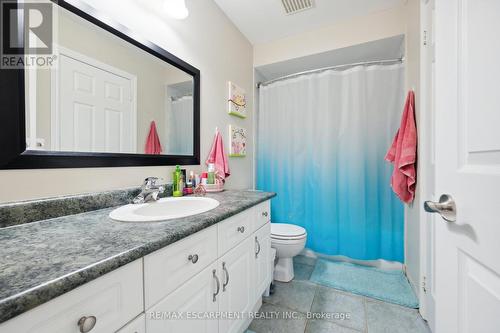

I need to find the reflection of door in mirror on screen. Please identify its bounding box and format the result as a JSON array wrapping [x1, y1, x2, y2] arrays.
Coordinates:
[[54, 48, 137, 153], [165, 82, 194, 156]]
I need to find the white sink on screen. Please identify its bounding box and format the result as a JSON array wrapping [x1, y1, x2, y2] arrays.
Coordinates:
[[109, 197, 220, 222]]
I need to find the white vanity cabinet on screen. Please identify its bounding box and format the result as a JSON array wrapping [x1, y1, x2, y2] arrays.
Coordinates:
[[145, 236, 259, 333], [0, 200, 272, 333], [145, 200, 272, 333]]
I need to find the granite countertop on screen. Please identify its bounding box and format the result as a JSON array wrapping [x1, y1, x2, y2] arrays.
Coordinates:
[[0, 190, 276, 324]]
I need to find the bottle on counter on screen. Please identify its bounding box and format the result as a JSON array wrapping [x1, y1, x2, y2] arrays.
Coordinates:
[[201, 172, 208, 185], [172, 165, 183, 197], [207, 163, 215, 185]]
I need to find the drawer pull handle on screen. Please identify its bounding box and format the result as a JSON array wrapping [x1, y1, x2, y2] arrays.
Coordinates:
[[237, 226, 245, 233], [255, 236, 261, 258], [222, 262, 230, 291], [188, 254, 199, 264], [213, 269, 220, 302], [77, 315, 97, 333], [262, 211, 268, 217]]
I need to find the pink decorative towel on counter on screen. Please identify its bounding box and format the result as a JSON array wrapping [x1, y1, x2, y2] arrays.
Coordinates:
[[206, 128, 230, 181], [386, 91, 417, 203], [145, 121, 163, 155]]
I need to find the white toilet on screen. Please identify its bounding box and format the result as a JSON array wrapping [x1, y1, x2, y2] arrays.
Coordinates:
[[271, 223, 307, 282]]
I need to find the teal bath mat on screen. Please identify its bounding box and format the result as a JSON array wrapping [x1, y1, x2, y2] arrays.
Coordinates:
[[310, 259, 419, 308]]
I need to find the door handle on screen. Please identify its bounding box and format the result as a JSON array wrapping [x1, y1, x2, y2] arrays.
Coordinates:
[[188, 254, 199, 264], [212, 269, 220, 302], [222, 262, 229, 292], [424, 194, 457, 222], [77, 316, 97, 333], [255, 236, 261, 258]]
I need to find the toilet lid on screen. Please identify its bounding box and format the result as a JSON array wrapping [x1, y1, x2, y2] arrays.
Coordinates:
[[271, 223, 307, 239]]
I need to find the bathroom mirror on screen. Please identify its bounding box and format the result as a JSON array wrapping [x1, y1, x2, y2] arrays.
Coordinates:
[[0, 0, 200, 169]]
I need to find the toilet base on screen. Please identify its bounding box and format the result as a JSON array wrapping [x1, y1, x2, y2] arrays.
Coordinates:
[[274, 257, 294, 282]]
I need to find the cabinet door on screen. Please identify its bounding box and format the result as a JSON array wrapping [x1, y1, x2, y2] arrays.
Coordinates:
[[146, 264, 220, 333], [254, 222, 271, 301], [218, 237, 254, 333], [117, 314, 146, 333]]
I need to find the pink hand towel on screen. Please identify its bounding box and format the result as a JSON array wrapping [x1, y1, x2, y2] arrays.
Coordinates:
[[206, 129, 230, 181], [145, 121, 163, 155], [385, 91, 417, 203]]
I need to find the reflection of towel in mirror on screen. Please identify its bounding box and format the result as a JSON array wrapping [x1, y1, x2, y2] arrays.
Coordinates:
[[206, 129, 230, 182], [145, 121, 163, 155]]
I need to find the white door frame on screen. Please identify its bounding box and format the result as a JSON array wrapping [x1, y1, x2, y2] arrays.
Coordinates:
[[418, 0, 436, 329], [50, 46, 138, 151]]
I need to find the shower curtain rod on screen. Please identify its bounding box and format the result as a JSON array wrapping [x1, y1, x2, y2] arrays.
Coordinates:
[[257, 57, 404, 88]]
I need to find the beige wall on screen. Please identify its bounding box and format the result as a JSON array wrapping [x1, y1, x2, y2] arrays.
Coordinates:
[[254, 5, 407, 67], [0, 0, 254, 203], [404, 0, 422, 299]]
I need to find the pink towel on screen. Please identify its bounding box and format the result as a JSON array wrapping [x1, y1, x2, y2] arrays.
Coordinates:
[[385, 91, 417, 203], [206, 129, 230, 181], [145, 121, 163, 155]]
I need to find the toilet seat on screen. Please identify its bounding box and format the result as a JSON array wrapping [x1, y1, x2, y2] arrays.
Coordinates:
[[271, 223, 307, 241], [270, 236, 306, 245]]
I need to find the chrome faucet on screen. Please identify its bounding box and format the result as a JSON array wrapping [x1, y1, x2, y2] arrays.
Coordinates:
[[133, 177, 165, 204]]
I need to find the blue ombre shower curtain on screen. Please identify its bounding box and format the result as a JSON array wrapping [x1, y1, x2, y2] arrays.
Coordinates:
[[256, 64, 405, 262]]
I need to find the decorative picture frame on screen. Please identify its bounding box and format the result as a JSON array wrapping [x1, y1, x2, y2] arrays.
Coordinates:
[[228, 125, 246, 157], [227, 81, 247, 118]]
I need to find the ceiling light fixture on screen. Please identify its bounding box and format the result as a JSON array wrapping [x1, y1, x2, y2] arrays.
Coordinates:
[[163, 0, 189, 20]]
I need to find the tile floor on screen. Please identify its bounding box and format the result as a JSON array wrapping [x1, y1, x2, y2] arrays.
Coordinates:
[[248, 256, 430, 333]]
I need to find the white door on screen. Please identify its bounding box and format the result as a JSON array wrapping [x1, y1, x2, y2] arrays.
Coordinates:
[[146, 264, 220, 333], [254, 223, 271, 302], [218, 237, 254, 333], [430, 1, 500, 332], [56, 52, 136, 153]]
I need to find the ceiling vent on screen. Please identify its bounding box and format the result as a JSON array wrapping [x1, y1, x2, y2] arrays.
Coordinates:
[[281, 0, 314, 15]]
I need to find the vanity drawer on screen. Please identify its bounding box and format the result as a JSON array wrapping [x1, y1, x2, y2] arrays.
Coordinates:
[[218, 210, 253, 255], [253, 200, 271, 231], [0, 260, 143, 333], [144, 225, 217, 309]]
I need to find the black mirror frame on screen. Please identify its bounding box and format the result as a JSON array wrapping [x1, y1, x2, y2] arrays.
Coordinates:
[[0, 0, 200, 169]]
